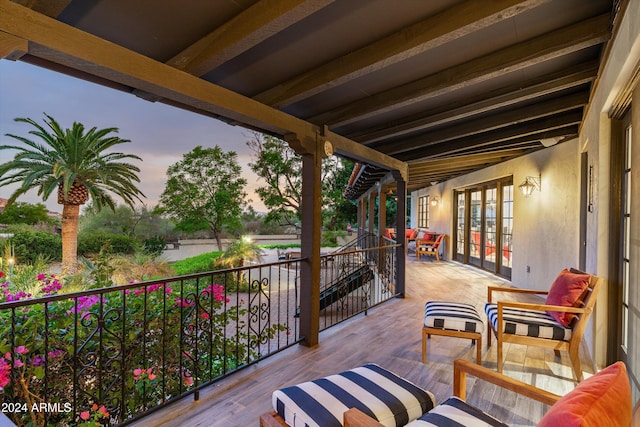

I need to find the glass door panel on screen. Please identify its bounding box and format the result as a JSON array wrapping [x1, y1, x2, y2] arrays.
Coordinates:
[[483, 187, 497, 270], [500, 184, 513, 277], [455, 192, 466, 261], [469, 190, 482, 267]]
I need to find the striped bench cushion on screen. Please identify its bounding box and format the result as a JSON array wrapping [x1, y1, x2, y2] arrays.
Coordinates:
[[424, 302, 484, 333], [272, 363, 435, 427], [405, 397, 508, 427], [485, 303, 572, 341]]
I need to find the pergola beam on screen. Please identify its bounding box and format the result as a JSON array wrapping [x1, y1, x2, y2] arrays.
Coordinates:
[[377, 91, 590, 155], [350, 61, 598, 144], [254, 0, 546, 107], [167, 0, 335, 76], [397, 116, 581, 161], [310, 13, 610, 128]]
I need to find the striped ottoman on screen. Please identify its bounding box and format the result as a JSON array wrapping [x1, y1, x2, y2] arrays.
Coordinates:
[[271, 363, 435, 427], [422, 301, 484, 364]]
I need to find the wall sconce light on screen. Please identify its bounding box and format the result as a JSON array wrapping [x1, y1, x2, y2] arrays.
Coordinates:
[[430, 196, 440, 206], [519, 174, 541, 197]]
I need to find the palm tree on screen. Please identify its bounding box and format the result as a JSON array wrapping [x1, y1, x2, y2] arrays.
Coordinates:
[[0, 114, 145, 272]]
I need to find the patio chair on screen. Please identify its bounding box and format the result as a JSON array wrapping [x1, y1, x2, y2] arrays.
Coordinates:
[[485, 268, 602, 381], [416, 234, 445, 261]]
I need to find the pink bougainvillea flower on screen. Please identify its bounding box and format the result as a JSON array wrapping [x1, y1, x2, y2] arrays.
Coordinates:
[[80, 411, 90, 421], [92, 403, 98, 411], [201, 312, 210, 320], [99, 406, 109, 417], [148, 374, 157, 381], [133, 368, 143, 377], [14, 346, 28, 354], [37, 273, 46, 281], [0, 358, 11, 388]]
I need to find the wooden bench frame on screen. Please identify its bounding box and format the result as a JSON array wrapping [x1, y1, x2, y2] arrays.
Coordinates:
[[487, 271, 602, 382], [422, 326, 482, 364]]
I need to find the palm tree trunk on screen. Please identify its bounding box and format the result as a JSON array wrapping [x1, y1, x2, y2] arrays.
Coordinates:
[[61, 203, 80, 273]]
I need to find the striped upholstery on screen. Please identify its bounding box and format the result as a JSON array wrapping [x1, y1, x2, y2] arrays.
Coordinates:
[[405, 397, 508, 427], [485, 303, 572, 341], [272, 364, 435, 427], [424, 302, 483, 333]]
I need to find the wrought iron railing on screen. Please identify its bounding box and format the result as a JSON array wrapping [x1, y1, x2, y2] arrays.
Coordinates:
[[318, 242, 399, 331], [0, 242, 399, 426], [0, 260, 301, 426]]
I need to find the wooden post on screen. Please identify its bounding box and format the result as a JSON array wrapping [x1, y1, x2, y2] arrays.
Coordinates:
[[395, 177, 406, 297], [286, 134, 322, 348]]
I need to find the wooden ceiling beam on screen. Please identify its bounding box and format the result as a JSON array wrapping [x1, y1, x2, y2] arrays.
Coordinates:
[[311, 13, 610, 128], [408, 149, 528, 172], [254, 0, 545, 107], [349, 61, 598, 143], [0, 30, 27, 60], [397, 117, 580, 161], [167, 0, 334, 76], [11, 0, 71, 17], [377, 91, 589, 155]]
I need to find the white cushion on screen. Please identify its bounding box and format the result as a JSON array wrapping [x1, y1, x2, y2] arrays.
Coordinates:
[[272, 364, 435, 427], [425, 302, 483, 333], [405, 397, 507, 427]]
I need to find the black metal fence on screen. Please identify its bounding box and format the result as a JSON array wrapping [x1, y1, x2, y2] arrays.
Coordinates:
[[0, 261, 301, 426], [318, 242, 399, 331], [0, 241, 398, 426]]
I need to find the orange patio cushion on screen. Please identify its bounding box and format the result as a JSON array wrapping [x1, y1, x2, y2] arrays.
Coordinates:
[[545, 269, 590, 327], [406, 229, 418, 239], [538, 361, 632, 427]]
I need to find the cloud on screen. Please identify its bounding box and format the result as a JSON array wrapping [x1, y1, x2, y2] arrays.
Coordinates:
[[0, 61, 267, 213]]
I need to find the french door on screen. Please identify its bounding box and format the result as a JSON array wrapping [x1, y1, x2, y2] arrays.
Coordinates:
[[454, 178, 513, 278]]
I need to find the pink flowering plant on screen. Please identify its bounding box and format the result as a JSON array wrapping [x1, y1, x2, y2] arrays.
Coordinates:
[[0, 269, 289, 427], [78, 403, 110, 427]]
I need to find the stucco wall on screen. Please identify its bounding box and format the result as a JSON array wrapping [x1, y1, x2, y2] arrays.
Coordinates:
[[412, 137, 582, 289]]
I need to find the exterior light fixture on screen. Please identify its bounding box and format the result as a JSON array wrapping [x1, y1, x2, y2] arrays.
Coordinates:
[[540, 137, 560, 147], [430, 196, 440, 206], [519, 175, 541, 197]]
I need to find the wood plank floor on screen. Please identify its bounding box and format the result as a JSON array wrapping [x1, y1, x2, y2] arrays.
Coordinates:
[[132, 258, 593, 427]]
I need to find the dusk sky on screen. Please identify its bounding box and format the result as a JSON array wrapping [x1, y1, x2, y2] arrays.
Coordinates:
[[0, 60, 267, 213]]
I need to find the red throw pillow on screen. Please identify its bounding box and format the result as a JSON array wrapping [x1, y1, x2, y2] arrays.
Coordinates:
[[545, 269, 590, 327], [538, 361, 632, 427]]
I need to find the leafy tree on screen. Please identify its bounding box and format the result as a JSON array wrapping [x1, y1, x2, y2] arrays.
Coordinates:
[[0, 114, 144, 271], [321, 157, 357, 230], [247, 133, 301, 228], [158, 145, 247, 250], [247, 132, 356, 231], [79, 203, 175, 240], [0, 201, 54, 225]]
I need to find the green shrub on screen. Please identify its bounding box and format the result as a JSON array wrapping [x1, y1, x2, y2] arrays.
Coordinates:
[[171, 251, 224, 276], [321, 230, 346, 247], [259, 243, 301, 250], [3, 229, 62, 264], [142, 235, 166, 257], [78, 232, 138, 256]]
